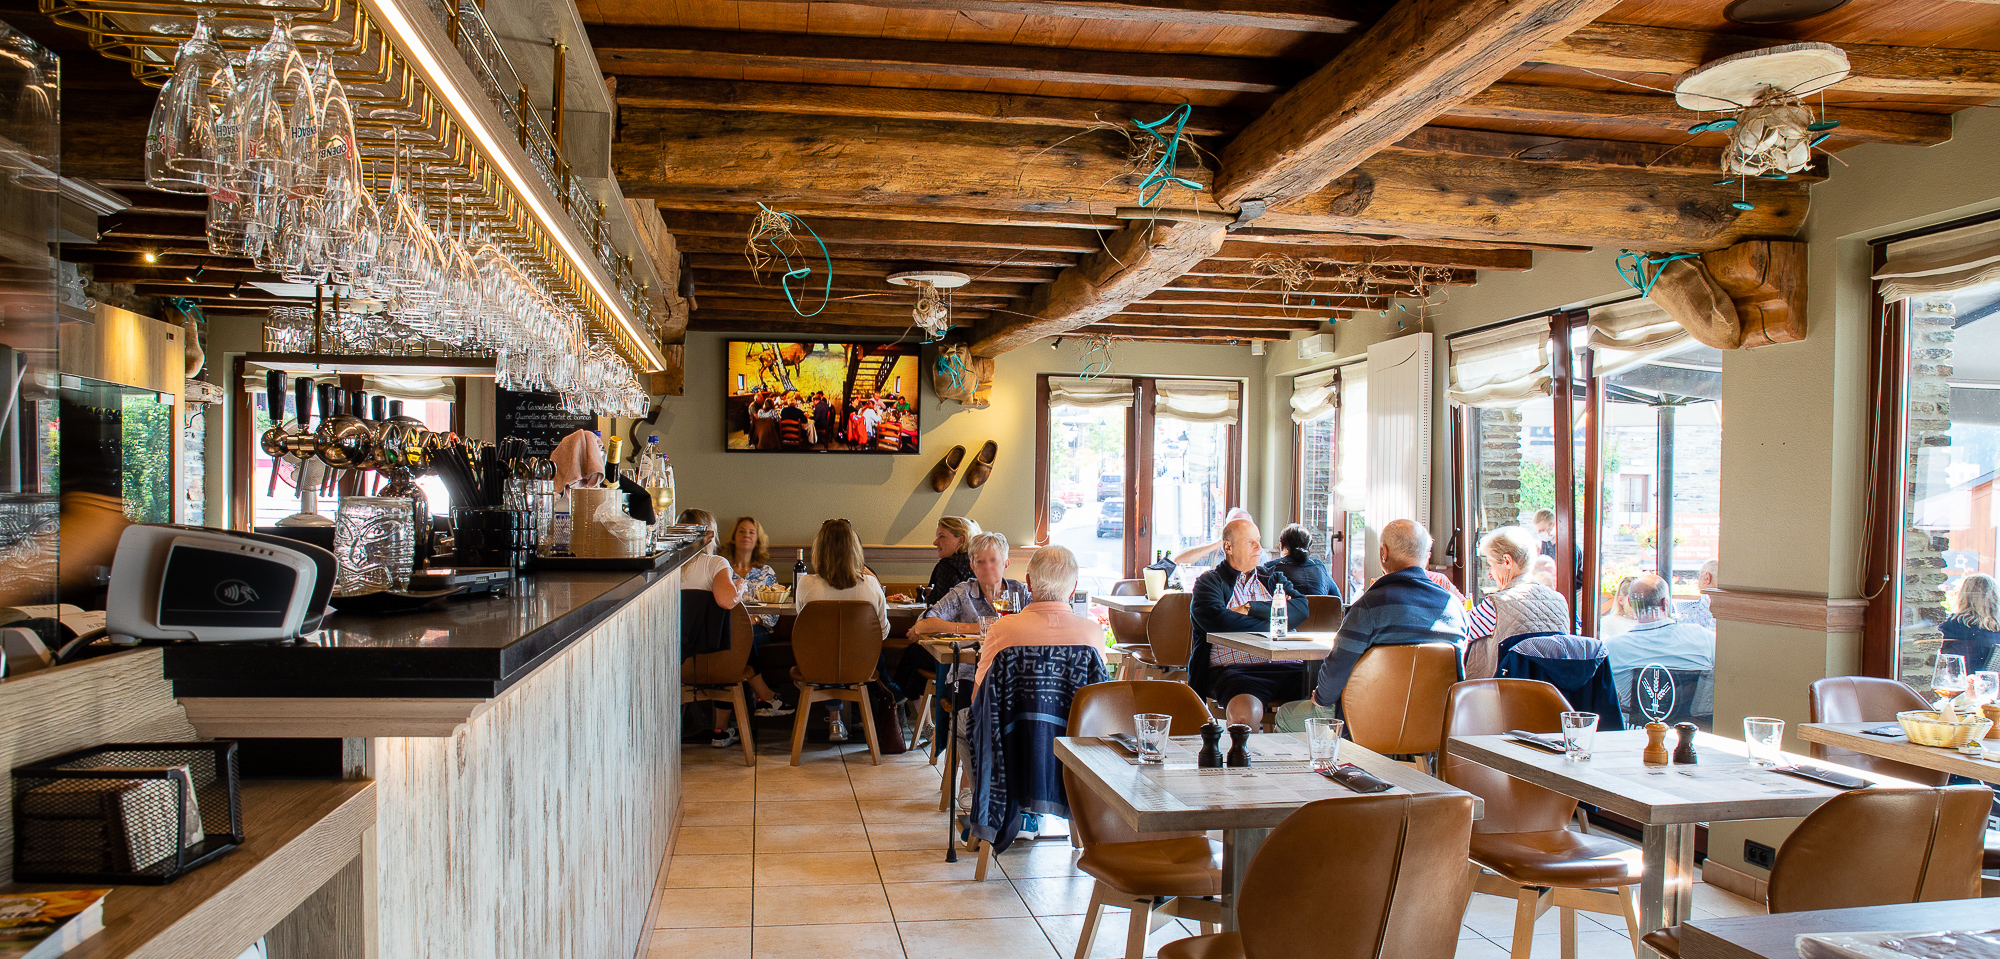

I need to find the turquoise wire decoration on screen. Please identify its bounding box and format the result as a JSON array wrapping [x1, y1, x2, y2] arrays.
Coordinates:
[[750, 202, 834, 317], [933, 349, 967, 392], [1615, 250, 1702, 297], [1132, 105, 1204, 207]]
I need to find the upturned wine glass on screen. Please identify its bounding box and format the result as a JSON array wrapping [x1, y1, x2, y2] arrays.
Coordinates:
[[146, 12, 235, 194]]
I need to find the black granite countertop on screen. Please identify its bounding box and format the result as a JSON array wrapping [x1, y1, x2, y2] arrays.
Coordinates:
[[161, 541, 704, 699]]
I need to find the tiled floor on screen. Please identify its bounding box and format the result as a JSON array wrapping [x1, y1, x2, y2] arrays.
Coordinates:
[[653, 735, 1766, 959]]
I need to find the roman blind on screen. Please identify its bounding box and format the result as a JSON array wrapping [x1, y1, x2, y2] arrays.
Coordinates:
[[1586, 299, 1687, 377], [1447, 317, 1553, 407], [1874, 218, 2000, 300], [1289, 367, 1339, 424], [1047, 376, 1134, 408], [1154, 380, 1240, 424]]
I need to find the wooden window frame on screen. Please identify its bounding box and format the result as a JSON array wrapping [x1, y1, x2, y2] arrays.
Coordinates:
[[1289, 373, 1344, 583]]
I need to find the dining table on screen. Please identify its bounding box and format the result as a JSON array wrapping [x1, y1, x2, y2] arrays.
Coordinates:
[[1798, 720, 2000, 784], [1090, 594, 1162, 614], [1447, 728, 1920, 950], [1055, 731, 1481, 931], [1208, 630, 1336, 696], [1677, 897, 2000, 959]]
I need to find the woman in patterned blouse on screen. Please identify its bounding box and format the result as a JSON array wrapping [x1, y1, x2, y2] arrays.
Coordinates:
[[909, 531, 1031, 638], [724, 516, 793, 717]]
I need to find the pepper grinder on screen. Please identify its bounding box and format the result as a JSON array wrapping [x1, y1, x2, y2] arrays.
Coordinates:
[[1671, 722, 1698, 764], [1225, 723, 1252, 768], [1197, 722, 1224, 768], [1643, 722, 1671, 766]]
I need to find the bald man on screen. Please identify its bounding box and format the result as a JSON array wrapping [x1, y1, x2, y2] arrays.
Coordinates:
[[1608, 573, 1714, 717], [1189, 518, 1312, 727], [1310, 520, 1467, 715]]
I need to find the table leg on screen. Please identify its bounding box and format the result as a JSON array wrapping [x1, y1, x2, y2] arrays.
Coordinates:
[[1637, 822, 1695, 951], [1220, 827, 1268, 932]]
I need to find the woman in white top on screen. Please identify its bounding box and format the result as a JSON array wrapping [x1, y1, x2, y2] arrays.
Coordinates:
[[794, 519, 888, 742], [678, 509, 761, 749]]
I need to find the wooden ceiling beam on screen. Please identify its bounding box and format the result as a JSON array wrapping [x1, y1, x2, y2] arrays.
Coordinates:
[[1213, 0, 1623, 207], [685, 255, 1059, 285], [690, 271, 1028, 299], [689, 297, 993, 319], [1207, 241, 1531, 270], [1113, 304, 1332, 323], [591, 27, 1303, 93], [686, 309, 921, 333], [654, 209, 1106, 253], [1078, 325, 1292, 341], [645, 194, 1122, 230], [822, 0, 1374, 34], [1453, 83, 1951, 147], [969, 219, 1226, 356], [1387, 126, 1828, 180], [1140, 289, 1373, 311], [1185, 261, 1477, 283], [1540, 23, 2000, 99], [696, 288, 1016, 310], [1163, 275, 1417, 295], [671, 234, 1080, 268]]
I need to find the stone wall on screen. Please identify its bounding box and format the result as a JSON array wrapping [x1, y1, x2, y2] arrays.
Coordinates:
[[1900, 300, 1957, 682], [1475, 406, 1525, 591]]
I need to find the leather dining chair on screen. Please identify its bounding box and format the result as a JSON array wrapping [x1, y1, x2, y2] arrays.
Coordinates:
[[682, 605, 758, 766], [1067, 681, 1224, 959], [1134, 592, 1196, 682], [1806, 676, 1949, 786], [1103, 580, 1155, 680], [1157, 792, 1476, 959], [788, 600, 888, 766], [1342, 642, 1460, 768], [1441, 678, 1644, 959], [1641, 784, 1991, 958], [1299, 595, 1344, 633]]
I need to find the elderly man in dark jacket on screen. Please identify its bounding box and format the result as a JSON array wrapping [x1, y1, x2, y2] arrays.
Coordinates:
[[1190, 518, 1311, 728]]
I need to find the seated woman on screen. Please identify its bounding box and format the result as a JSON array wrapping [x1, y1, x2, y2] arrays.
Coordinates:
[[795, 519, 890, 743], [889, 529, 1026, 706], [1943, 573, 2000, 671], [675, 509, 756, 749], [720, 515, 796, 721], [889, 515, 978, 604], [1464, 526, 1572, 679], [1261, 523, 1338, 598]]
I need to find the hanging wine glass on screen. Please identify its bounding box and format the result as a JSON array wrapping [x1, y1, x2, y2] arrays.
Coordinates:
[[146, 12, 235, 195], [233, 15, 315, 190]]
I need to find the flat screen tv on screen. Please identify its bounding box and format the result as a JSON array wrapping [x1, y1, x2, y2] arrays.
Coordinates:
[[724, 340, 922, 453]]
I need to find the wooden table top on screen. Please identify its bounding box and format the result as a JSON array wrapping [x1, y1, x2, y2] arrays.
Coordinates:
[[1680, 897, 2000, 959], [1207, 631, 1336, 662], [1799, 721, 2000, 784], [1055, 732, 1480, 833], [1447, 730, 1920, 825], [741, 601, 926, 617], [1091, 594, 1164, 613]]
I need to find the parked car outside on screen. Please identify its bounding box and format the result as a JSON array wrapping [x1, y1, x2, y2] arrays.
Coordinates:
[[1098, 497, 1124, 538]]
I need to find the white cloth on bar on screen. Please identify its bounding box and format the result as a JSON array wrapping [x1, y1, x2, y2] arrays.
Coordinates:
[[1048, 376, 1134, 408], [1289, 367, 1339, 424], [1155, 379, 1240, 424], [1874, 218, 2000, 300], [1586, 299, 1687, 378], [1447, 317, 1553, 408]]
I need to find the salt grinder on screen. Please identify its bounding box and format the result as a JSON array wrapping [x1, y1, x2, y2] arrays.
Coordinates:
[[1197, 722, 1224, 768], [1225, 723, 1252, 768], [1643, 722, 1671, 766], [1672, 722, 1698, 764]]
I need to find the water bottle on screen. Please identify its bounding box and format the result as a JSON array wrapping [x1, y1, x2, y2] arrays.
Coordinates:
[[1269, 582, 1288, 638]]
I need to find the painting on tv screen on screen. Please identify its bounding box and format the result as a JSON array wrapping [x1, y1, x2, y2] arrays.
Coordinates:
[[724, 340, 922, 453]]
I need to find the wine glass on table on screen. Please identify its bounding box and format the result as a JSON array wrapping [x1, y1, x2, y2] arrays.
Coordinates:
[[1933, 652, 1969, 712]]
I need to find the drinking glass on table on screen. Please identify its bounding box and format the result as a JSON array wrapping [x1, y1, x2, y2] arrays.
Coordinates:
[[1560, 711, 1598, 763], [1306, 717, 1344, 772], [1974, 671, 2000, 711], [1134, 713, 1173, 764], [1743, 717, 1786, 767], [977, 615, 999, 640], [1933, 652, 1969, 708]]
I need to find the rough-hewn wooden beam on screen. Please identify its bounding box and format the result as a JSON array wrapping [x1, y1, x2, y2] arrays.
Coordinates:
[[697, 287, 1017, 310], [1162, 275, 1421, 295], [1213, 0, 1623, 207], [654, 210, 1106, 253], [646, 194, 1122, 230], [1115, 303, 1335, 322], [1216, 226, 1583, 252], [613, 77, 1244, 137], [590, 27, 1302, 93], [691, 272, 1028, 299], [688, 297, 994, 319], [1141, 289, 1376, 311], [969, 220, 1226, 356], [688, 314, 913, 335], [626, 199, 688, 347], [1208, 241, 1531, 270], [1389, 126, 1829, 180], [686, 255, 1060, 285], [1079, 325, 1293, 340], [1186, 261, 1477, 283], [1541, 23, 2000, 99], [823, 0, 1375, 33], [672, 234, 1080, 268], [689, 308, 923, 328], [1453, 83, 1951, 147]]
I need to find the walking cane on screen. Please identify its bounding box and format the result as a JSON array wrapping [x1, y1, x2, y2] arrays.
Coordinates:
[[943, 640, 968, 862]]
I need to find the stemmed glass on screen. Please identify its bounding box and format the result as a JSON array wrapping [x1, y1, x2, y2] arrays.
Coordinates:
[[1933, 652, 1969, 709], [146, 12, 236, 195]]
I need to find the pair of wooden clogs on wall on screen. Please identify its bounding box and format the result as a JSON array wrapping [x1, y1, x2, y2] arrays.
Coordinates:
[[928, 441, 996, 492]]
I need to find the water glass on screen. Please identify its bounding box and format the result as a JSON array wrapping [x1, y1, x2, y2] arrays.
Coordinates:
[[1744, 717, 1786, 767], [1560, 711, 1598, 763], [1133, 713, 1172, 764], [977, 615, 998, 640], [1306, 717, 1344, 772], [1975, 671, 2000, 708]]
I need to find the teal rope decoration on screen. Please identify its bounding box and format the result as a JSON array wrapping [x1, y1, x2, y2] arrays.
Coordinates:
[[1132, 105, 1204, 207], [752, 202, 834, 317], [934, 350, 968, 393], [1615, 250, 1702, 297], [168, 296, 207, 326], [1079, 336, 1112, 380]]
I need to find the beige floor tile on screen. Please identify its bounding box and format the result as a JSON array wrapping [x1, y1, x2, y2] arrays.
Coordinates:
[[1461, 892, 1570, 941], [1463, 924, 1490, 940], [886, 880, 1032, 922], [874, 848, 986, 883], [898, 916, 1061, 959], [754, 851, 884, 886], [853, 780, 942, 803], [684, 802, 757, 827], [1036, 913, 1201, 959], [688, 779, 758, 803], [677, 825, 756, 857], [757, 777, 858, 802], [1522, 928, 1642, 959], [1011, 876, 1098, 917], [755, 822, 873, 852], [860, 799, 946, 823], [647, 925, 752, 959], [1691, 881, 1764, 919], [994, 844, 1087, 879], [757, 800, 864, 825], [868, 821, 954, 851], [755, 760, 856, 782], [752, 883, 895, 926], [663, 854, 755, 889], [1453, 937, 1511, 959], [656, 887, 754, 928], [752, 922, 906, 959]]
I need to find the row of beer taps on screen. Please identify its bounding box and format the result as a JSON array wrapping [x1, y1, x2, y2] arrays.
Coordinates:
[[258, 369, 438, 499]]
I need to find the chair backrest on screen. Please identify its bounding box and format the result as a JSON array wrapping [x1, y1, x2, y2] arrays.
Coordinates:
[[1146, 592, 1196, 668], [683, 605, 756, 686], [1065, 680, 1211, 846], [1624, 667, 1715, 727], [1344, 643, 1461, 756], [1106, 579, 1150, 646], [1237, 793, 1475, 959], [1806, 676, 1948, 786], [792, 601, 887, 686], [1300, 594, 1344, 633], [1768, 785, 1990, 913], [1440, 678, 1579, 834]]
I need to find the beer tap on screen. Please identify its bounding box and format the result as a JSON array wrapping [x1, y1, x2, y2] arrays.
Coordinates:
[[316, 386, 372, 477]]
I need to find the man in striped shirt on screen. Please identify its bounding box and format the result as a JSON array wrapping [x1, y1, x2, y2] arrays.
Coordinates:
[[1311, 519, 1468, 714]]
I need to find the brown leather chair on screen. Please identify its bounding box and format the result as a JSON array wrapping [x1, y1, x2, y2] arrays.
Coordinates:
[[1158, 792, 1477, 959], [682, 605, 758, 766], [1299, 594, 1344, 633], [1807, 676, 1949, 786], [1067, 681, 1224, 959], [1103, 579, 1155, 680], [1342, 642, 1460, 763], [788, 600, 888, 765], [1442, 678, 1643, 959], [1642, 784, 1991, 958], [1120, 592, 1195, 682]]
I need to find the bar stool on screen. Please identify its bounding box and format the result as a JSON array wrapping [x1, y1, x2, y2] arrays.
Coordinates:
[[1341, 642, 1459, 770], [1641, 785, 1990, 958], [1157, 792, 1476, 959], [788, 600, 888, 765], [681, 605, 758, 766]]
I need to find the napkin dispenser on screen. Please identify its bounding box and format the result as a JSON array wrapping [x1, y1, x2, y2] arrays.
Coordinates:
[[107, 525, 335, 643]]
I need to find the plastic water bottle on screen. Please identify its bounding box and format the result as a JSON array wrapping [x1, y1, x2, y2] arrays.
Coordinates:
[[1269, 582, 1288, 638]]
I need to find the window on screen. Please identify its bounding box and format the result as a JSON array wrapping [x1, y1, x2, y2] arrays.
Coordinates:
[[1293, 368, 1340, 576]]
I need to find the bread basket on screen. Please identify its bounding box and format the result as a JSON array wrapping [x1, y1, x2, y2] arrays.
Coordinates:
[[755, 586, 791, 604], [1896, 709, 1993, 748]]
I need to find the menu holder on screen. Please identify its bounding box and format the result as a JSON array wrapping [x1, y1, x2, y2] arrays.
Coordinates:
[[1320, 764, 1394, 794]]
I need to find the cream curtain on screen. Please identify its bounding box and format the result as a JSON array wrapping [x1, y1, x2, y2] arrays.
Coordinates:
[[1336, 362, 1367, 511], [1289, 367, 1339, 424], [1874, 219, 2000, 300], [1155, 379, 1239, 424], [1048, 376, 1134, 408], [365, 374, 456, 401], [1447, 318, 1553, 407], [1586, 299, 1688, 377]]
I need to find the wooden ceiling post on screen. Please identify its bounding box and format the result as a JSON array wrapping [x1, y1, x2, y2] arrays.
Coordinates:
[[968, 220, 1227, 356]]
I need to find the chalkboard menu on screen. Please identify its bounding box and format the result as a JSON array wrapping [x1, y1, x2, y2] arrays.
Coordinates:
[[496, 388, 595, 457]]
